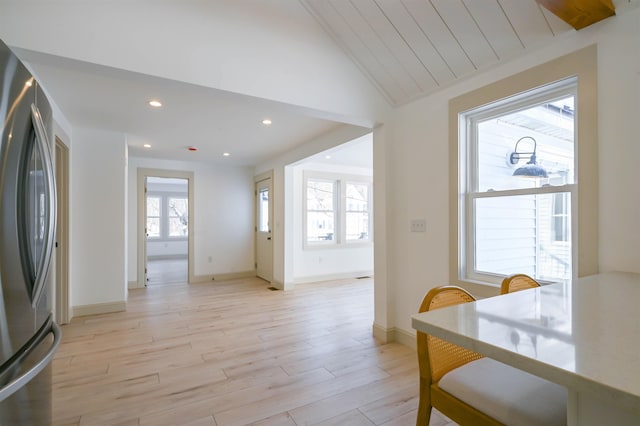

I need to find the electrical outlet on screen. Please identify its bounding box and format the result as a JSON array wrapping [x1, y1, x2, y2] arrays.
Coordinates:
[[410, 219, 426, 232]]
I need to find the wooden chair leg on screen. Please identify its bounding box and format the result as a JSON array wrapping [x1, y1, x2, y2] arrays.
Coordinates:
[[416, 378, 432, 425]]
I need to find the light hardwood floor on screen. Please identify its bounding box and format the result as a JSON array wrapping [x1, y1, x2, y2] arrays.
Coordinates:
[[146, 258, 188, 286], [53, 277, 454, 426]]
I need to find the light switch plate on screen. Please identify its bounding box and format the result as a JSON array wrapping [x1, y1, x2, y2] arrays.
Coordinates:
[[410, 219, 426, 232]]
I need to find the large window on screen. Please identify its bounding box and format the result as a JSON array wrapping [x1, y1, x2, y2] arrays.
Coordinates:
[[450, 46, 598, 289], [305, 173, 371, 246], [462, 80, 576, 283]]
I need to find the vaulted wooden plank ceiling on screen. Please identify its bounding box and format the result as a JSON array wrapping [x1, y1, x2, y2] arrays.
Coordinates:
[[302, 0, 637, 106]]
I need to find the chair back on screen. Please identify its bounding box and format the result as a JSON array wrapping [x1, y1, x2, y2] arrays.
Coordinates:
[[417, 286, 483, 383], [500, 274, 540, 294]]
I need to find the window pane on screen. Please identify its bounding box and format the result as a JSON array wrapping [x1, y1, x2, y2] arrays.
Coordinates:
[[474, 193, 572, 281], [477, 97, 575, 192], [345, 183, 368, 212], [258, 188, 269, 232], [169, 217, 187, 237], [168, 197, 188, 237], [307, 180, 334, 211], [345, 182, 369, 241], [346, 212, 369, 240], [146, 217, 160, 238], [147, 196, 160, 216], [307, 211, 334, 241]]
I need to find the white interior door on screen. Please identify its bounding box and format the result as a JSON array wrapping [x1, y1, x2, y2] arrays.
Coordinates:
[[256, 177, 273, 282]]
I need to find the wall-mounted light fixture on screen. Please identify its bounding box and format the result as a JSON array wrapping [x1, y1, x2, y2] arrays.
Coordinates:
[[508, 136, 548, 178]]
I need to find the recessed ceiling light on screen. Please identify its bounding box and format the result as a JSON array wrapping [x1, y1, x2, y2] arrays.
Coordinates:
[[325, 155, 332, 160], [148, 100, 162, 108], [262, 119, 272, 125], [223, 152, 230, 157], [143, 144, 151, 148]]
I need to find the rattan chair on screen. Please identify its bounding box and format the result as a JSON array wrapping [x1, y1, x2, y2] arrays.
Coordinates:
[[416, 285, 568, 426], [416, 286, 502, 426], [500, 273, 541, 294]]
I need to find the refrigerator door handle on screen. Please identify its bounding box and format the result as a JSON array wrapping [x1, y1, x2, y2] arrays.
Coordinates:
[[28, 103, 57, 307], [0, 320, 61, 402]]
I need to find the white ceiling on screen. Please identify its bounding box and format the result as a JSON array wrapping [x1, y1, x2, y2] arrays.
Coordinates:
[[302, 0, 639, 105], [15, 48, 348, 167], [6, 0, 639, 168]]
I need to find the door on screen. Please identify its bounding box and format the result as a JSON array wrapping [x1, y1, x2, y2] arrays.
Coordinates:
[[255, 176, 273, 282]]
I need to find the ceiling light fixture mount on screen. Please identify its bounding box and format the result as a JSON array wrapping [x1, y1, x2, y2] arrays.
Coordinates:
[[508, 136, 548, 178]]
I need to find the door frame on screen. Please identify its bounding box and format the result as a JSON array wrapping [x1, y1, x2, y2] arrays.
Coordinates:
[[55, 137, 70, 324], [136, 168, 194, 288], [255, 170, 274, 283]]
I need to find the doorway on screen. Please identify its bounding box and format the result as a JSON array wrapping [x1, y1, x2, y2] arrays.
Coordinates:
[[255, 173, 273, 283], [137, 169, 194, 288], [145, 177, 189, 285]]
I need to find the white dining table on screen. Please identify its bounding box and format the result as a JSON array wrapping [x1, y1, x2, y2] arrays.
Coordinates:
[[411, 271, 640, 426]]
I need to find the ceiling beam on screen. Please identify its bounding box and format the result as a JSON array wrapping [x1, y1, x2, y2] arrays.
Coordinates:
[[537, 0, 615, 30]]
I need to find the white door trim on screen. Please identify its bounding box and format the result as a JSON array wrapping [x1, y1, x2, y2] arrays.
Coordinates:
[[255, 170, 273, 283], [55, 137, 70, 324], [137, 168, 195, 288]]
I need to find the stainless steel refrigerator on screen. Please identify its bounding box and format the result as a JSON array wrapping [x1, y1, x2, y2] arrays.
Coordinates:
[[0, 39, 62, 424]]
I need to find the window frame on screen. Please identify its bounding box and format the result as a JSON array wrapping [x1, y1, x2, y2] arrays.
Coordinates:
[[449, 46, 599, 292], [303, 171, 372, 248], [461, 79, 577, 284]]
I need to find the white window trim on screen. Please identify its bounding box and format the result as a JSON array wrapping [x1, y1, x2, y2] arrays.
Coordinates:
[[303, 171, 373, 249], [449, 45, 599, 294], [460, 79, 577, 285]]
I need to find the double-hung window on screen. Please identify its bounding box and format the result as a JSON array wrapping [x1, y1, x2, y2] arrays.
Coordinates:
[[461, 79, 576, 283], [450, 46, 598, 288], [305, 173, 372, 246]]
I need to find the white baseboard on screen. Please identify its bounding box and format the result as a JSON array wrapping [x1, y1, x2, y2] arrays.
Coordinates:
[[72, 301, 126, 317], [293, 271, 373, 284], [372, 323, 416, 349], [372, 323, 394, 343], [394, 327, 416, 349], [191, 270, 256, 283]]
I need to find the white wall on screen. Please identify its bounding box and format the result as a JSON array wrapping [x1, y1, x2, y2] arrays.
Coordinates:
[[384, 9, 640, 339], [70, 128, 127, 307], [146, 241, 188, 259], [127, 157, 255, 283]]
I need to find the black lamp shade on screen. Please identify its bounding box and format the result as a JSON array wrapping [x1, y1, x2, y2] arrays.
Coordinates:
[[513, 163, 548, 177]]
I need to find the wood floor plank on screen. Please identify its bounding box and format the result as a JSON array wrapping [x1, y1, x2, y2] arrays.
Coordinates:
[[53, 277, 427, 426]]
